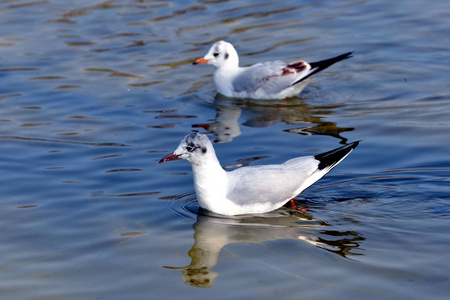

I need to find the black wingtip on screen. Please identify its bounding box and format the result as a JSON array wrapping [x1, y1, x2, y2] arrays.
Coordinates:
[[291, 51, 354, 86], [309, 51, 353, 70], [314, 141, 359, 171]]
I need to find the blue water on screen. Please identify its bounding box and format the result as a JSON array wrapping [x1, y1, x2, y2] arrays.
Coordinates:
[[0, 0, 449, 299]]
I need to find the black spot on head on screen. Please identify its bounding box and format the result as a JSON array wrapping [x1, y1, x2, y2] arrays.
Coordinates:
[[225, 52, 229, 59], [185, 144, 195, 152], [185, 133, 199, 145], [184, 135, 198, 152], [183, 132, 210, 153]]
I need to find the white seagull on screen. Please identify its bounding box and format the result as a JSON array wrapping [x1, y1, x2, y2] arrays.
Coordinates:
[[193, 40, 353, 100], [159, 132, 359, 216]]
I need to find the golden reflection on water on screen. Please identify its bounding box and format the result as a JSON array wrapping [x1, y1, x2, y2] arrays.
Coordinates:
[[165, 208, 364, 288]]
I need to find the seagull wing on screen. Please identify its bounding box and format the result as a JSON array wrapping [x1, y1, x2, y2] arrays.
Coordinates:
[[231, 61, 299, 95], [226, 156, 319, 206]]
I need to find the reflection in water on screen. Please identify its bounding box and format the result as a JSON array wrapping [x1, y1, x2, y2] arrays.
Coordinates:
[[284, 122, 354, 143], [165, 208, 364, 288], [192, 95, 353, 143], [192, 104, 242, 143]]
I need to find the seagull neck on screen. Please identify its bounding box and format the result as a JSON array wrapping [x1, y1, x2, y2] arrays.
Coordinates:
[[218, 56, 239, 71], [214, 61, 240, 97], [190, 154, 225, 178], [225, 61, 239, 70], [189, 152, 228, 209]]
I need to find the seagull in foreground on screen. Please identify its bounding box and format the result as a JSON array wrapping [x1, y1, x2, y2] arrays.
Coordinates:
[[159, 132, 359, 216], [193, 40, 353, 100]]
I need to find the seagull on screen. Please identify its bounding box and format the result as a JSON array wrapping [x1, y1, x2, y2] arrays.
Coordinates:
[[159, 132, 359, 216], [193, 40, 352, 100]]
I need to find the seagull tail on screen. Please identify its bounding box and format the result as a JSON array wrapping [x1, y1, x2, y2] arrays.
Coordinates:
[[291, 52, 353, 86], [294, 141, 359, 194], [314, 140, 359, 173]]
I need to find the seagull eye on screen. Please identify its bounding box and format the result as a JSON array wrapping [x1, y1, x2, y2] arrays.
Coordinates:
[[185, 146, 195, 152], [213, 52, 219, 57]]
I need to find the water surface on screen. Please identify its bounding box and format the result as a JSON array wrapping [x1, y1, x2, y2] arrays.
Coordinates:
[[0, 0, 449, 299]]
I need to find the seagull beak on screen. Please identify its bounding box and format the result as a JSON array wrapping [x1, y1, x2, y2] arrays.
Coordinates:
[[159, 153, 181, 163], [193, 57, 209, 65]]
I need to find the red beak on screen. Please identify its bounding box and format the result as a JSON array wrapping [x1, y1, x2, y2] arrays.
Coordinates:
[[159, 153, 181, 163], [193, 57, 209, 65]]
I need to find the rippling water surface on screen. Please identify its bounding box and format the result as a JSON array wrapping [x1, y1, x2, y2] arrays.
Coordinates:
[[0, 0, 449, 299]]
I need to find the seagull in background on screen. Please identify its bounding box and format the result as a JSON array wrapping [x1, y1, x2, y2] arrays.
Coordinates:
[[193, 40, 352, 100]]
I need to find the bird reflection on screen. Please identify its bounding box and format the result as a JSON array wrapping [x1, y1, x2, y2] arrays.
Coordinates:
[[192, 104, 242, 143], [165, 207, 364, 288], [192, 95, 353, 143]]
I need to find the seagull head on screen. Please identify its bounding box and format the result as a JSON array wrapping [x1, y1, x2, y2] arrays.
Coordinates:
[[193, 40, 239, 69], [159, 132, 215, 165]]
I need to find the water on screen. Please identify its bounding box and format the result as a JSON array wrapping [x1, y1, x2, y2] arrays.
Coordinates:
[[0, 0, 449, 299]]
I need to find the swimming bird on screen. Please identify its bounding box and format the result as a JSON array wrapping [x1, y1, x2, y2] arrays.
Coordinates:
[[159, 132, 359, 216], [193, 41, 352, 100]]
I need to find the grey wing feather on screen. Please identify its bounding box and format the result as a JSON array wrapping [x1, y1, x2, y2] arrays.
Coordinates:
[[232, 61, 295, 94], [226, 157, 318, 206]]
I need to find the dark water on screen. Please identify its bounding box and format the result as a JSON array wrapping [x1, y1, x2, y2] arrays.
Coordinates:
[[0, 0, 449, 299]]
